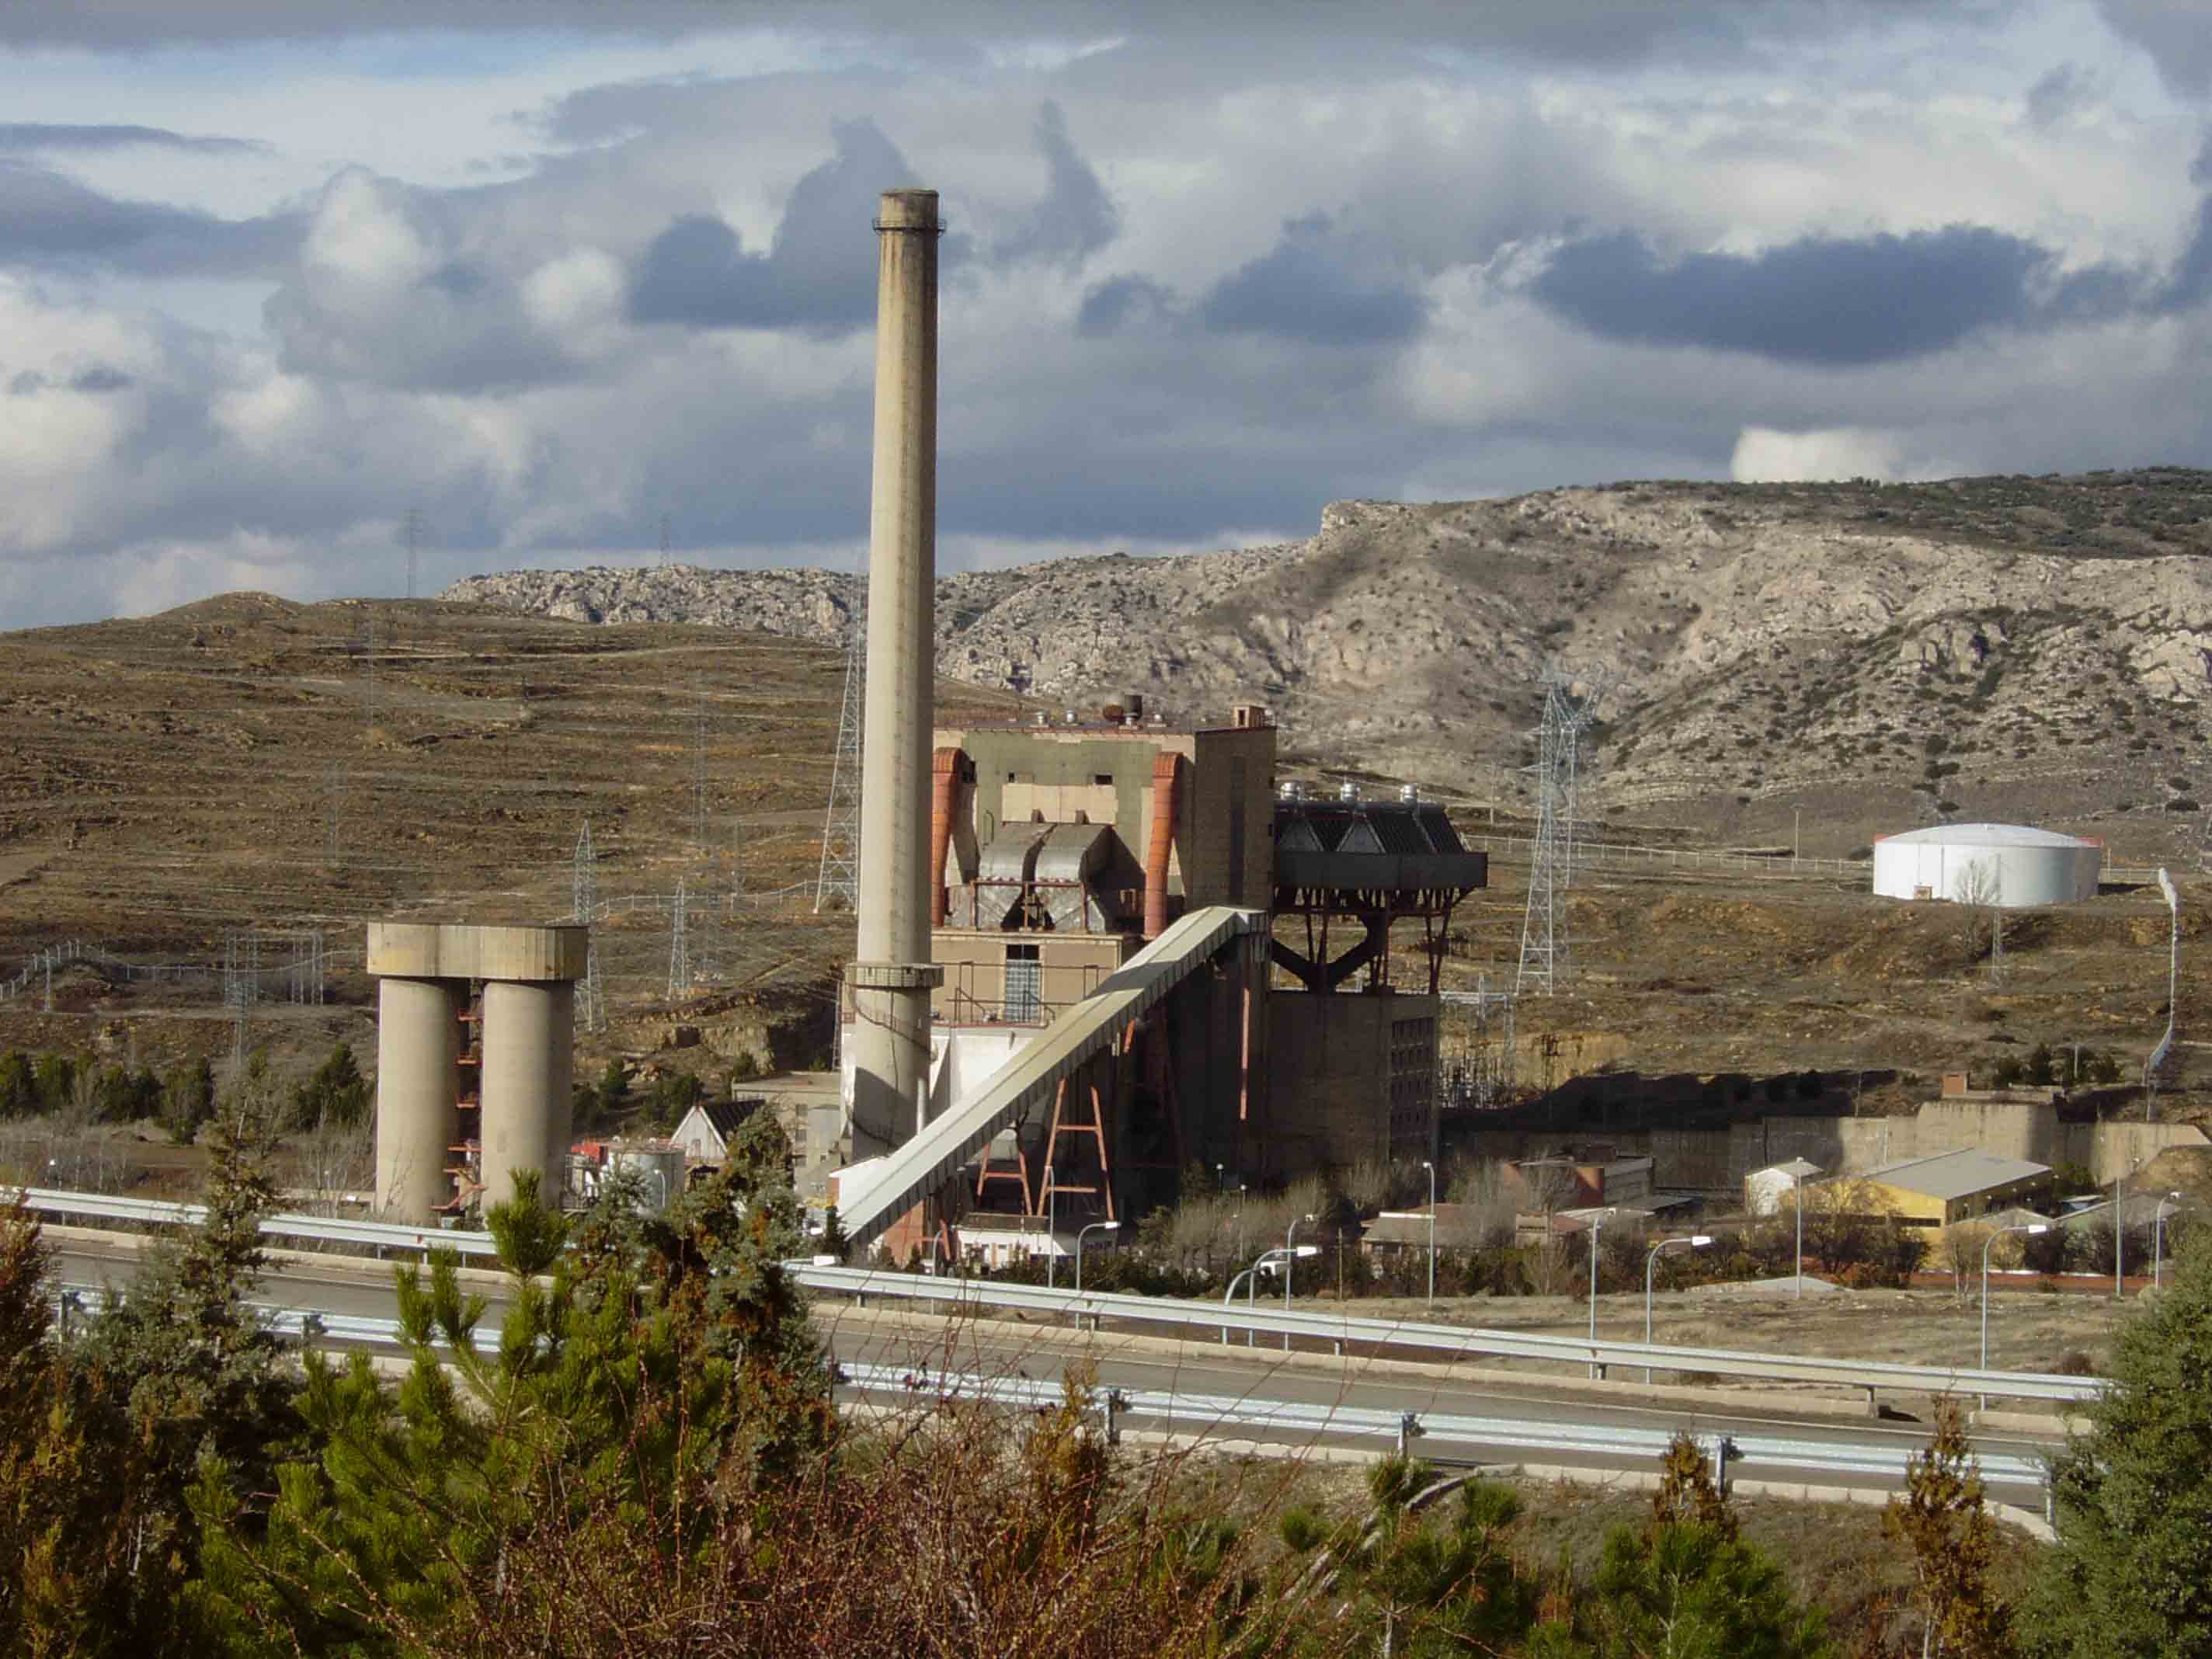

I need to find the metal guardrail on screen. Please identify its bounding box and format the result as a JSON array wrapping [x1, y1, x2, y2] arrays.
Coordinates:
[[1469, 836, 1865, 882], [40, 1293, 2051, 1497], [837, 1362, 2050, 1491], [797, 1265, 2104, 1406], [19, 1188, 2102, 1406], [19, 1187, 503, 1259]]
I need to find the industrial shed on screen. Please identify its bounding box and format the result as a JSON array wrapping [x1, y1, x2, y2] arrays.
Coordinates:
[[1870, 823, 2100, 908], [1855, 1149, 2053, 1228]]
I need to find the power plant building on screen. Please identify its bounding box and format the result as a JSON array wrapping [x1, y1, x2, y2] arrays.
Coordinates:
[[832, 697, 1488, 1258], [1869, 823, 2101, 908]]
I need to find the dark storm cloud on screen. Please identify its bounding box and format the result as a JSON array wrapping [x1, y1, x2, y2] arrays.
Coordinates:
[[0, 0, 1930, 68], [2092, 0, 2212, 98], [2024, 64, 2094, 130], [1076, 274, 1176, 337], [0, 123, 265, 154], [1197, 214, 1424, 345], [0, 159, 295, 275], [628, 119, 916, 332], [1529, 225, 2148, 365], [989, 103, 1118, 267]]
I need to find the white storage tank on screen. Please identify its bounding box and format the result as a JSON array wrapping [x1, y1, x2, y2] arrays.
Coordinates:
[[1870, 823, 2101, 908]]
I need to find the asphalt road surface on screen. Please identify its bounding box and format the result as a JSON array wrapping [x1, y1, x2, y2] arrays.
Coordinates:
[[49, 1236, 2056, 1505]]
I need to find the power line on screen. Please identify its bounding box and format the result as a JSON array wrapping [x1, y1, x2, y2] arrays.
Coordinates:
[[814, 590, 864, 912], [573, 820, 605, 1033], [402, 506, 425, 601], [667, 876, 690, 1001], [1515, 663, 1607, 996]]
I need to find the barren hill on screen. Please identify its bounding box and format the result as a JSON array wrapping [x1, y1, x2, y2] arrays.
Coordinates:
[[449, 468, 2212, 852]]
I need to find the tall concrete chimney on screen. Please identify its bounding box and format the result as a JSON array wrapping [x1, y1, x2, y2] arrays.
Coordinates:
[[848, 187, 944, 1160]]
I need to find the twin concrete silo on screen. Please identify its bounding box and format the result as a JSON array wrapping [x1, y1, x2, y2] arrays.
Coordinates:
[[369, 921, 586, 1223]]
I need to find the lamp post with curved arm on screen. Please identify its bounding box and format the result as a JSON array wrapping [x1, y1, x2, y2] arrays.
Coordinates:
[[2155, 1192, 2186, 1289], [1643, 1235, 1713, 1382], [1981, 1220, 2050, 1402], [1421, 1159, 1437, 1308], [1075, 1220, 1118, 1296]]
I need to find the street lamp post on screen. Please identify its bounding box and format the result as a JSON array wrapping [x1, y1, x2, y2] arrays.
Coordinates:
[[1421, 1159, 1437, 1309], [1643, 1235, 1714, 1382], [1585, 1209, 1616, 1379], [1787, 1166, 1828, 1299], [1045, 1170, 1058, 1290], [2155, 1192, 2185, 1289], [2116, 1157, 2142, 1298], [1982, 1221, 2051, 1405], [1076, 1220, 1118, 1296], [1795, 1179, 1805, 1299], [1286, 1213, 1315, 1351]]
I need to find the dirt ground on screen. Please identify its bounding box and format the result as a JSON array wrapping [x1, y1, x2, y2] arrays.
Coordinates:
[[0, 592, 2202, 1143], [1333, 1282, 2123, 1387], [0, 594, 1022, 1087]]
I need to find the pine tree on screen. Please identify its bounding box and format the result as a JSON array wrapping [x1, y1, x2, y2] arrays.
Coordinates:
[[1883, 1396, 2013, 1658], [1, 1103, 300, 1657], [2025, 1228, 2212, 1656], [196, 1116, 836, 1650], [1533, 1435, 1831, 1658], [287, 1041, 369, 1131], [159, 1056, 216, 1146], [1652, 1430, 1738, 1541]]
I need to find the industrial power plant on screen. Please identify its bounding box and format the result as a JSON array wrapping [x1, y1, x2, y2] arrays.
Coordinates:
[[357, 186, 2194, 1266]]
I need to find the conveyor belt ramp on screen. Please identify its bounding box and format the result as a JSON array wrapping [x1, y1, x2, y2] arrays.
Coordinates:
[[835, 906, 1266, 1248]]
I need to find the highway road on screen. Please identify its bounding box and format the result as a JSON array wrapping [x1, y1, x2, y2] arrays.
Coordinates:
[[49, 1233, 2058, 1508]]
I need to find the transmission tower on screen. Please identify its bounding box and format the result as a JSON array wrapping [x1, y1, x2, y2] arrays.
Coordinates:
[[814, 593, 864, 912], [667, 878, 690, 1002], [324, 761, 343, 861], [402, 506, 425, 600], [572, 822, 606, 1032], [1515, 665, 1605, 996], [360, 605, 377, 736], [693, 671, 710, 861], [1556, 666, 1610, 892]]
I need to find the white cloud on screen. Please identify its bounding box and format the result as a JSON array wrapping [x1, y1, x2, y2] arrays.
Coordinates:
[[0, 2, 2205, 624], [1731, 426, 1941, 483]]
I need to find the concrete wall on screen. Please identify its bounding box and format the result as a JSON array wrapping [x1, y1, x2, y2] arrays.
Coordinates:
[[927, 928, 1133, 1022], [1460, 1103, 2208, 1202], [1190, 725, 1277, 908], [943, 725, 1193, 886], [936, 718, 1275, 919], [1266, 989, 1435, 1174]]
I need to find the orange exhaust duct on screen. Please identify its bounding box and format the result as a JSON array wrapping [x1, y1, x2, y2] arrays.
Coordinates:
[[929, 746, 965, 927], [1144, 751, 1181, 938]]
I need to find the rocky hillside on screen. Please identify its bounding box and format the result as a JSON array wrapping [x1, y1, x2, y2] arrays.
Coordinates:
[[446, 468, 2212, 848]]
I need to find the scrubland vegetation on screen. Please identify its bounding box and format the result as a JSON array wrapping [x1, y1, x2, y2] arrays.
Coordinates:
[[2, 1103, 2209, 1656]]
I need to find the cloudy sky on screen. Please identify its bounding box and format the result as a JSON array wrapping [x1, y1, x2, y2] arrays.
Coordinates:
[[2, 1, 2208, 624]]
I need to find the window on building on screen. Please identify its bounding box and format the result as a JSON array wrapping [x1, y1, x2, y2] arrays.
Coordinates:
[[1094, 774, 1114, 785], [1004, 943, 1042, 1024]]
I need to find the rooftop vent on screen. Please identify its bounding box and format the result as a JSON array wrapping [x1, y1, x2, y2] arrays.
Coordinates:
[[1400, 784, 1419, 803], [1063, 708, 1077, 725], [1031, 711, 1049, 726], [1338, 782, 1358, 802]]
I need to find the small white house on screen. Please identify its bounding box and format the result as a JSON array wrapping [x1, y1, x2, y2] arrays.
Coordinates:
[[1744, 1158, 1823, 1218], [671, 1097, 768, 1168]]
